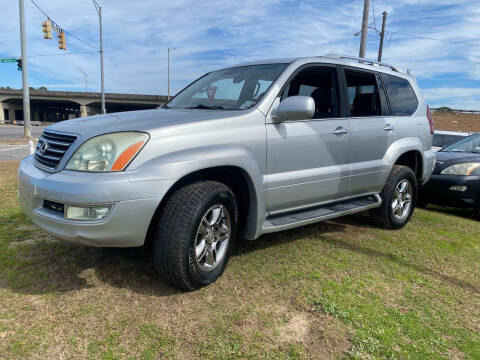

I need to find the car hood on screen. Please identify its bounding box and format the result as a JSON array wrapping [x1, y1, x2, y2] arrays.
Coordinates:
[[433, 151, 480, 174], [45, 108, 244, 139], [435, 151, 480, 162]]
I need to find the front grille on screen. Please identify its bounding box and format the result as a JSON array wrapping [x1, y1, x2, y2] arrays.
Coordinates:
[[35, 130, 77, 170]]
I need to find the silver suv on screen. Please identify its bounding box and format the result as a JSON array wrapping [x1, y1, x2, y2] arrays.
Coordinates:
[[19, 55, 436, 290]]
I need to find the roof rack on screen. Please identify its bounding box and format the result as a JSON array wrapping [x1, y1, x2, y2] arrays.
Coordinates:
[[324, 54, 401, 73]]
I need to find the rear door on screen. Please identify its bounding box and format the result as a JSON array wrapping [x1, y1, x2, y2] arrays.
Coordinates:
[[341, 67, 398, 197], [265, 65, 350, 213]]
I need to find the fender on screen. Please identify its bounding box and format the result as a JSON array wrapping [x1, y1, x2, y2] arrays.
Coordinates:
[[384, 137, 429, 180], [129, 144, 266, 239]]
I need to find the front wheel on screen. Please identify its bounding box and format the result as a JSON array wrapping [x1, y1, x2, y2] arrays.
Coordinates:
[[370, 165, 417, 229], [153, 181, 238, 290]]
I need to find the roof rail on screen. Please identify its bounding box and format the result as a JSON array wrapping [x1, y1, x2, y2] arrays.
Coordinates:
[[324, 54, 401, 73]]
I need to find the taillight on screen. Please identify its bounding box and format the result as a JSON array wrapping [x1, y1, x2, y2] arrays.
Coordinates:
[[427, 106, 434, 134]]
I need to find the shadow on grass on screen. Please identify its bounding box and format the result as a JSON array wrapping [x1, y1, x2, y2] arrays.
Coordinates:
[[424, 204, 477, 221], [2, 211, 478, 297], [1, 217, 349, 296]]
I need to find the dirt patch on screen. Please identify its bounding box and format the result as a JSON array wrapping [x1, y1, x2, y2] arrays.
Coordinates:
[[0, 161, 19, 184], [433, 112, 480, 132], [279, 312, 311, 343]]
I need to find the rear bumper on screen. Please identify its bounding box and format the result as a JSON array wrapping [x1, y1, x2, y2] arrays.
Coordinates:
[[18, 155, 171, 247], [422, 174, 480, 208]]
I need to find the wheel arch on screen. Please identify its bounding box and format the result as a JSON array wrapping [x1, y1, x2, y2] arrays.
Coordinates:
[[144, 165, 260, 249], [394, 150, 423, 181], [385, 137, 426, 181]]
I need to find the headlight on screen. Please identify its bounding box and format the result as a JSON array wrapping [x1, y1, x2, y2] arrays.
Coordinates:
[[440, 162, 480, 176], [65, 132, 149, 172]]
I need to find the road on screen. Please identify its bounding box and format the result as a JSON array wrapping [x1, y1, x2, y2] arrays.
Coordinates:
[[0, 145, 32, 161], [0, 124, 43, 161], [0, 124, 45, 139]]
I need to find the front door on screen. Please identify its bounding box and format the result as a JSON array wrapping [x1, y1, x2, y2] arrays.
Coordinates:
[[265, 65, 350, 214]]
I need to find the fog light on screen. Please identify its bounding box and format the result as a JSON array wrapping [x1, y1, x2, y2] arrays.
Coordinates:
[[450, 186, 467, 192], [65, 205, 112, 221]]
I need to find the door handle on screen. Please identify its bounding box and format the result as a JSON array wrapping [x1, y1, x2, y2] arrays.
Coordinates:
[[384, 124, 395, 131], [333, 127, 349, 136]]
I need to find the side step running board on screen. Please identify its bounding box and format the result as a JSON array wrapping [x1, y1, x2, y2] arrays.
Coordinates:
[[262, 194, 382, 233]]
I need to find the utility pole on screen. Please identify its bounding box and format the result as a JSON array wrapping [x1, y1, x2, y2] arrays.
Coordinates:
[[92, 0, 105, 113], [359, 0, 370, 58], [18, 0, 31, 138], [378, 11, 387, 62], [167, 47, 176, 101], [98, 6, 105, 113]]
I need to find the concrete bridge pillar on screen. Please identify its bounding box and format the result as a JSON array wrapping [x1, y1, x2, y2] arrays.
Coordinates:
[[80, 105, 97, 117], [8, 109, 15, 123], [0, 103, 4, 124]]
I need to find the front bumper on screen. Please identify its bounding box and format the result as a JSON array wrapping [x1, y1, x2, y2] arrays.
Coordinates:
[[422, 174, 480, 208], [18, 156, 171, 247]]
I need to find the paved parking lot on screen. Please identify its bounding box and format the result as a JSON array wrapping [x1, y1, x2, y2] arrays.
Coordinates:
[[0, 145, 33, 161], [0, 124, 45, 139]]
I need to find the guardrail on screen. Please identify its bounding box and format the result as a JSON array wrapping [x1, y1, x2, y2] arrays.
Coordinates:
[[431, 108, 480, 114]]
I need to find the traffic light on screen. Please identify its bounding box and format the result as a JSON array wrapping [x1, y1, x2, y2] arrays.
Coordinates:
[[42, 19, 52, 40], [57, 31, 67, 50], [17, 59, 22, 72]]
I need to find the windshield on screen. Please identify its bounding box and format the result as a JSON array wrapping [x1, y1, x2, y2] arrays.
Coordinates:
[[441, 134, 480, 153], [165, 64, 288, 110]]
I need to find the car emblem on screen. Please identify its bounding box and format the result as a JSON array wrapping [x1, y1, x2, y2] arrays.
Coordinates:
[[38, 140, 49, 155]]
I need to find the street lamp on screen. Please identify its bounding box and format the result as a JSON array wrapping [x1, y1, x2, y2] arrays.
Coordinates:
[[92, 0, 105, 114], [76, 67, 88, 93], [168, 47, 176, 100]]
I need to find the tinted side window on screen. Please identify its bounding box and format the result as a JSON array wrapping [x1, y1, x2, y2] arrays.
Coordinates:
[[280, 66, 339, 119], [381, 74, 418, 116], [344, 70, 382, 117]]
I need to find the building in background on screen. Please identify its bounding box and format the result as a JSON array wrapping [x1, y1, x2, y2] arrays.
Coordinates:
[[0, 88, 167, 124]]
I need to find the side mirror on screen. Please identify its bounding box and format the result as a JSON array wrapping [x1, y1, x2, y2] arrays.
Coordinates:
[[273, 96, 315, 122]]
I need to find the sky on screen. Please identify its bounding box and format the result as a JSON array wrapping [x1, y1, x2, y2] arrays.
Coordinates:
[[1, 0, 480, 109]]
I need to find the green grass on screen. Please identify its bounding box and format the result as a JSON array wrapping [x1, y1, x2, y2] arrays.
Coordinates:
[[1, 162, 479, 359]]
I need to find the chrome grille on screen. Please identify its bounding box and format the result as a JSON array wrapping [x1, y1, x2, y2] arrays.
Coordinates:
[[35, 130, 77, 170]]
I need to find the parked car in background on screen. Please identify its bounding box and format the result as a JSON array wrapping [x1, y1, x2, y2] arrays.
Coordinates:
[[432, 130, 472, 152], [18, 55, 435, 290], [421, 133, 480, 218]]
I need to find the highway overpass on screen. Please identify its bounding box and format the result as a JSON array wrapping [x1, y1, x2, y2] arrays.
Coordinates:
[[0, 88, 167, 124]]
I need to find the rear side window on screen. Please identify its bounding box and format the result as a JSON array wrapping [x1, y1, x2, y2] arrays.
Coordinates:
[[381, 74, 418, 116], [344, 69, 383, 117]]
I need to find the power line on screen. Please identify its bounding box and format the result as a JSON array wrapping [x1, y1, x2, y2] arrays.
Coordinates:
[[29, 51, 99, 58], [385, 29, 480, 46], [29, 0, 99, 51]]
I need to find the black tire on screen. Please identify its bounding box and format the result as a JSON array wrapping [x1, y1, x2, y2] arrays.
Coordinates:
[[369, 165, 418, 229], [153, 181, 238, 290]]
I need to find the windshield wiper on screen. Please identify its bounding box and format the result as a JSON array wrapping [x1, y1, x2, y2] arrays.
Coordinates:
[[182, 104, 224, 110]]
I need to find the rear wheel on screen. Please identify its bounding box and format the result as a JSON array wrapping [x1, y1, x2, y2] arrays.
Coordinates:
[[370, 165, 417, 229], [153, 181, 238, 290]]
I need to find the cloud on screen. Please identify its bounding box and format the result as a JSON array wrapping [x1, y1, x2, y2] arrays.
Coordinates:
[[1, 0, 479, 109]]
